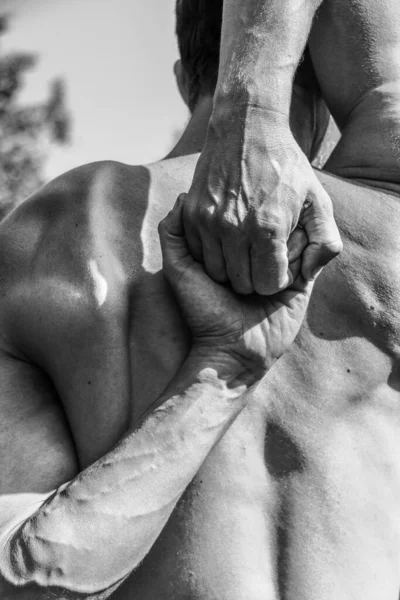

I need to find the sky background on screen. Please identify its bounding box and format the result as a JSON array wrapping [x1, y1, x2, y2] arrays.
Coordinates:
[[1, 0, 189, 178]]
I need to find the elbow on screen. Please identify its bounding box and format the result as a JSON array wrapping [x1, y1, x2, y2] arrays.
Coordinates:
[[2, 529, 64, 591], [0, 535, 70, 599], [0, 529, 103, 600], [0, 520, 125, 600]]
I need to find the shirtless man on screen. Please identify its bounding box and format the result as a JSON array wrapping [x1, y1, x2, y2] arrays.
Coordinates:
[[1, 1, 400, 599]]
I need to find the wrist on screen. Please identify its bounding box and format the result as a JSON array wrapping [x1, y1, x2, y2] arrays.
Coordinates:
[[137, 350, 250, 430], [210, 95, 291, 133], [205, 102, 295, 156], [214, 77, 293, 120], [188, 345, 265, 390]]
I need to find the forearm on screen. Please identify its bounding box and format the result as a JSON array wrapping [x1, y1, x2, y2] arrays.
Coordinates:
[[215, 0, 323, 115], [0, 355, 250, 599]]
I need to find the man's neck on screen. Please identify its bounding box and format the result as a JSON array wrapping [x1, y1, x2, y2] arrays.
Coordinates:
[[165, 96, 213, 160]]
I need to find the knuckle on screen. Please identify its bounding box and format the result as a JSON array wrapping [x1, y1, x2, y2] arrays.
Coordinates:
[[252, 210, 287, 239], [219, 211, 240, 233], [318, 238, 343, 262], [190, 204, 215, 231], [301, 197, 313, 213], [304, 187, 326, 210], [182, 203, 197, 226], [183, 203, 199, 228], [327, 238, 343, 257]]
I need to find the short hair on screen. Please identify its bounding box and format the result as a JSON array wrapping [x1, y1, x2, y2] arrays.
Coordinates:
[[175, 0, 223, 111]]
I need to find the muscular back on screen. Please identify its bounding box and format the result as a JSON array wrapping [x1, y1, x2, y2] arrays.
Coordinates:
[[0, 157, 400, 599]]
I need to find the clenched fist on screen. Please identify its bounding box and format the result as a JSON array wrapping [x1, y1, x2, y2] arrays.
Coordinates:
[[182, 106, 342, 295], [159, 194, 315, 384]]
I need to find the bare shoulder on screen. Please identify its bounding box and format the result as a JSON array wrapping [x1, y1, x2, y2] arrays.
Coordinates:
[[0, 161, 152, 352], [315, 168, 400, 357], [0, 160, 162, 468], [315, 168, 400, 266]]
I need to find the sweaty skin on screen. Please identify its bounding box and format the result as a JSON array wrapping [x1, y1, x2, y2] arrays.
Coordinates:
[[0, 154, 399, 600], [1, 1, 400, 599]]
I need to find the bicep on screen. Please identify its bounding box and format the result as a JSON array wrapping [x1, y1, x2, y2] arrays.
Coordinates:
[[45, 309, 132, 469]]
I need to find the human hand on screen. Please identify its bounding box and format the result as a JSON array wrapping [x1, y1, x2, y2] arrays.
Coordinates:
[[182, 107, 342, 295], [159, 195, 315, 384]]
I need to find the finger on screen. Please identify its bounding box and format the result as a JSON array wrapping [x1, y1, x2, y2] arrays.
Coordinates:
[[158, 194, 194, 280], [300, 184, 343, 280], [250, 236, 291, 295], [221, 232, 253, 294], [281, 274, 316, 325], [199, 232, 228, 283], [287, 227, 308, 263], [182, 195, 204, 263], [276, 268, 317, 333], [159, 193, 186, 238], [288, 227, 308, 283]]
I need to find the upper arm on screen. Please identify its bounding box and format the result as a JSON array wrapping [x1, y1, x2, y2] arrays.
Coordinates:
[[0, 350, 74, 556], [309, 0, 400, 127], [38, 284, 133, 469], [0, 184, 133, 471], [0, 166, 146, 598]]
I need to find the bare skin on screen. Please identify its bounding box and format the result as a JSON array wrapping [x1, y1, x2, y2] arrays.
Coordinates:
[[183, 0, 342, 295], [310, 0, 400, 185], [1, 1, 400, 599], [183, 0, 400, 295], [0, 156, 313, 600], [1, 146, 400, 600]]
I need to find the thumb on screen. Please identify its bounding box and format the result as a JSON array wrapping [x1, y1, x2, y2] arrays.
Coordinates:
[[300, 184, 343, 280], [158, 193, 194, 280]]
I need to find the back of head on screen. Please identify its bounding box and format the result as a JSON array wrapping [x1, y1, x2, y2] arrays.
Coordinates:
[[175, 0, 223, 111]]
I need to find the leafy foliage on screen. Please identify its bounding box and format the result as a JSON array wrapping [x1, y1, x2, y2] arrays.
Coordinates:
[[0, 15, 70, 220]]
